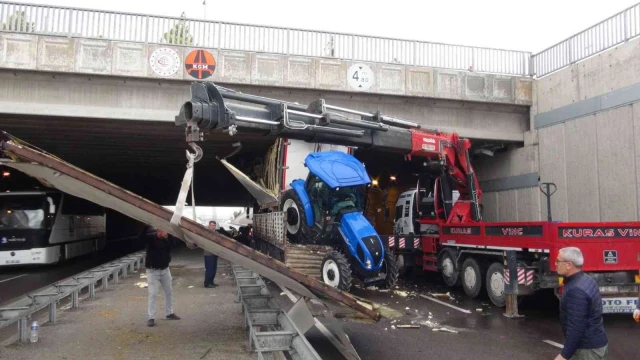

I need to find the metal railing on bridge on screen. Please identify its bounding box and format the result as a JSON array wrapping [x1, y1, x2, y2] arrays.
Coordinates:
[[0, 0, 531, 76], [3, 1, 640, 79], [531, 3, 640, 77]]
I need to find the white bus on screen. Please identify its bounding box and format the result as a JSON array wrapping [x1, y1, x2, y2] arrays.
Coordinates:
[[0, 190, 106, 265]]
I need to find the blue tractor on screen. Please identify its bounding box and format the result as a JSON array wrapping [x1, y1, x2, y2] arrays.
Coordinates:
[[280, 151, 399, 291]]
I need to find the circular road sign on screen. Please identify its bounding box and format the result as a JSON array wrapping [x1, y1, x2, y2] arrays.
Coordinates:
[[185, 49, 216, 80], [149, 48, 181, 77], [347, 63, 374, 91]]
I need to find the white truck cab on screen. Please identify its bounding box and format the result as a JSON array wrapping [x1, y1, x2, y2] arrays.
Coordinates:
[[393, 188, 459, 235]]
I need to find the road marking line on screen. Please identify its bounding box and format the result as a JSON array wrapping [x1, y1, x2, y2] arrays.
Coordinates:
[[0, 274, 27, 283], [418, 294, 472, 314], [543, 340, 564, 349]]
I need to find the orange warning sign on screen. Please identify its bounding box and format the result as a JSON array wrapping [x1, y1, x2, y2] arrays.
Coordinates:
[[185, 50, 216, 79]]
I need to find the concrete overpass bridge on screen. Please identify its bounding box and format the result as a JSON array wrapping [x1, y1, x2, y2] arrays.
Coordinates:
[[0, 1, 534, 206], [4, 1, 636, 219]]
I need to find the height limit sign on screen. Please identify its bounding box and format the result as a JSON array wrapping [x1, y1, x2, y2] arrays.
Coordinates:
[[347, 63, 374, 91]]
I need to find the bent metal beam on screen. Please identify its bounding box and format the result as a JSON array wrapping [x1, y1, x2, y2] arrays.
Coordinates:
[[0, 132, 380, 320]]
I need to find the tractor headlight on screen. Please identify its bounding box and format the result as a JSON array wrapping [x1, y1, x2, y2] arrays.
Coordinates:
[[365, 259, 372, 269]]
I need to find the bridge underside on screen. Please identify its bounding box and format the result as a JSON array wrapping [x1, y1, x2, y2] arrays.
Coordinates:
[[0, 114, 275, 206], [0, 114, 519, 207], [0, 69, 529, 206]]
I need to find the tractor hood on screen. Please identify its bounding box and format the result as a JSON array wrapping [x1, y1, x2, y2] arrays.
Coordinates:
[[305, 151, 371, 188], [339, 212, 384, 271]]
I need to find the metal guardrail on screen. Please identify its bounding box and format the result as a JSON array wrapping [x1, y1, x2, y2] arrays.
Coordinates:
[[0, 251, 146, 343], [1, 1, 637, 78], [231, 264, 321, 360], [0, 0, 531, 76], [532, 3, 640, 77]]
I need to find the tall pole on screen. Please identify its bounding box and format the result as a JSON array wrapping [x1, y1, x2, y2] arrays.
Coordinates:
[[203, 0, 207, 20]]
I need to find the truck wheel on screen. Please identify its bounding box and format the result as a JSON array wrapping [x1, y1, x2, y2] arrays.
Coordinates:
[[395, 253, 413, 277], [461, 257, 484, 299], [486, 262, 506, 307], [379, 250, 399, 289], [439, 249, 460, 287], [280, 189, 306, 243], [321, 250, 352, 291]]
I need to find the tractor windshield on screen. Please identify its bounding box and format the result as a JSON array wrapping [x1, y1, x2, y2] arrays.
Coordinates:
[[329, 185, 367, 216]]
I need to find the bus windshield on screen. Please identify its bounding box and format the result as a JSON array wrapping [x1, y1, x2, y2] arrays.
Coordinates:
[[0, 195, 45, 230]]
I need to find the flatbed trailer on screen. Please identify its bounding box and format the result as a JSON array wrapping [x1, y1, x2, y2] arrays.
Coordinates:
[[388, 220, 640, 312]]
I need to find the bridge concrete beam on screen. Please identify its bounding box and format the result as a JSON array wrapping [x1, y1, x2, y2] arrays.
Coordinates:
[[0, 32, 533, 106], [0, 69, 527, 143]]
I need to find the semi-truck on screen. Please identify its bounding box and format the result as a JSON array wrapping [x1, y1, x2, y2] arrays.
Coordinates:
[[175, 82, 640, 313]]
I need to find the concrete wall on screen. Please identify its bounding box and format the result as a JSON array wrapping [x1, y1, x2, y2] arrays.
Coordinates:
[[531, 37, 640, 222], [473, 144, 541, 222], [0, 32, 533, 107]]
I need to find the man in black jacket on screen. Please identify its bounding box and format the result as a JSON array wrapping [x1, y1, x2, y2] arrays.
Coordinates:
[[140, 225, 181, 327], [555, 247, 608, 360]]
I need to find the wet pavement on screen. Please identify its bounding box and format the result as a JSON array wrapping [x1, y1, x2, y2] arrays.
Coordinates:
[[269, 269, 639, 360], [341, 271, 639, 360], [3, 246, 638, 359]]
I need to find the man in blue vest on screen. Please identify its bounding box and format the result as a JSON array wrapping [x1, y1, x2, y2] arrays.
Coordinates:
[[554, 247, 608, 360]]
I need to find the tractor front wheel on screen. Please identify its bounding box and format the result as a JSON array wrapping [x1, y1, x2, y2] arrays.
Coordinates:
[[321, 250, 353, 292], [379, 250, 400, 289]]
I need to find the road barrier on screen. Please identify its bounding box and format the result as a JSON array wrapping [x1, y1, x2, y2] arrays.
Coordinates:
[[0, 251, 146, 343]]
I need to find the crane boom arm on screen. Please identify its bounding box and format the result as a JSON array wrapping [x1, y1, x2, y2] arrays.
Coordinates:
[[174, 82, 482, 222]]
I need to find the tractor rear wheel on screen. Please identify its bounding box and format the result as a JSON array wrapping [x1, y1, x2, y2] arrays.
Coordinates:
[[280, 189, 320, 244], [321, 250, 353, 292]]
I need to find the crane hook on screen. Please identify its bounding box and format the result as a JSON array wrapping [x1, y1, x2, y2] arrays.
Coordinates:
[[186, 142, 203, 163]]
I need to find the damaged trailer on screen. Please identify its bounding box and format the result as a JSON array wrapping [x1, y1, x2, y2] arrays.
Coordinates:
[[0, 132, 380, 325]]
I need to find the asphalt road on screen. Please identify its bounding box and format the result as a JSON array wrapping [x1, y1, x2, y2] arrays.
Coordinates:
[[0, 240, 143, 306], [274, 270, 639, 360], [3, 248, 638, 359]]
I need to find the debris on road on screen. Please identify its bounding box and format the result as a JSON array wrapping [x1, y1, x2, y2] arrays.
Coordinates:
[[433, 328, 459, 334], [188, 286, 194, 289], [476, 308, 483, 312], [428, 292, 455, 301], [140, 274, 147, 279], [135, 282, 148, 288], [391, 325, 396, 330], [397, 325, 420, 329], [366, 286, 379, 290], [394, 290, 409, 297]]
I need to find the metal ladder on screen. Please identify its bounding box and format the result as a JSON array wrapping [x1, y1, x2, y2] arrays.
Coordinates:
[[231, 265, 322, 360]]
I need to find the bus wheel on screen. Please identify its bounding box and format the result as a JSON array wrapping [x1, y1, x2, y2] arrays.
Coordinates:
[[486, 262, 506, 307], [439, 249, 460, 287], [461, 257, 484, 298]]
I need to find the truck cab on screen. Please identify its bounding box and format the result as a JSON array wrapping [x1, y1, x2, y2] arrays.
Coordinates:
[[394, 188, 459, 235]]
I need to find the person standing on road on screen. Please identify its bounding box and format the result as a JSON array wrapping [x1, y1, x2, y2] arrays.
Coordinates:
[[204, 220, 219, 288], [554, 247, 608, 360], [140, 225, 181, 327]]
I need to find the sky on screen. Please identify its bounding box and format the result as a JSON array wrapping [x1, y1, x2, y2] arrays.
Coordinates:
[[9, 0, 640, 53]]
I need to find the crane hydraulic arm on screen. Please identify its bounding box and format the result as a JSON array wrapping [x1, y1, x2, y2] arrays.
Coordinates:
[[174, 82, 482, 222]]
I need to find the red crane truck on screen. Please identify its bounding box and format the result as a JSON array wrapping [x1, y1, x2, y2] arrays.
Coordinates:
[[176, 82, 640, 313]]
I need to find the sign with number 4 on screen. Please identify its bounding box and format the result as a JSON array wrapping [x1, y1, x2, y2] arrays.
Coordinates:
[[347, 63, 374, 91]]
